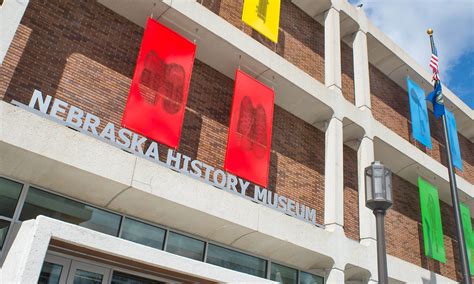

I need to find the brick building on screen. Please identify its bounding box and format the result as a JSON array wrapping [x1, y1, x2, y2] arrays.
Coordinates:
[[0, 0, 473, 283]]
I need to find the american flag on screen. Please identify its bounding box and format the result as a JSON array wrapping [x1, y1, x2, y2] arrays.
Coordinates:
[[430, 43, 440, 81]]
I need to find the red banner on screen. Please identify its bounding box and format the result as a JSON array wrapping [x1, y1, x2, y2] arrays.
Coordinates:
[[122, 18, 196, 149], [224, 70, 275, 187]]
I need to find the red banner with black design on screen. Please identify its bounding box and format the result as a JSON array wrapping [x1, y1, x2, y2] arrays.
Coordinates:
[[224, 69, 274, 187], [122, 17, 196, 149]]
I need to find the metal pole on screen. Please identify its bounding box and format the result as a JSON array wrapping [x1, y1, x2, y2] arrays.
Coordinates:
[[428, 30, 471, 283], [442, 114, 471, 283], [374, 209, 388, 284]]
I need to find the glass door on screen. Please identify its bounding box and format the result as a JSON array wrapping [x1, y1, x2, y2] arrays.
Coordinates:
[[38, 254, 71, 284], [67, 261, 110, 284], [39, 253, 181, 284]]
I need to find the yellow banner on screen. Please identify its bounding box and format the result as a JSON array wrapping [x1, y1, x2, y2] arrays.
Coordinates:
[[242, 0, 281, 43]]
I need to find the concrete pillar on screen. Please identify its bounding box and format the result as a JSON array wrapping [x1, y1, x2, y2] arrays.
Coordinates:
[[353, 30, 371, 111], [324, 7, 342, 94], [357, 136, 377, 245], [326, 266, 345, 284], [324, 116, 344, 233], [0, 0, 30, 64]]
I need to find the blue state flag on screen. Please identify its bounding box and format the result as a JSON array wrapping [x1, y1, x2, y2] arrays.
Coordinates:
[[426, 81, 445, 119], [445, 110, 463, 171], [407, 78, 432, 149]]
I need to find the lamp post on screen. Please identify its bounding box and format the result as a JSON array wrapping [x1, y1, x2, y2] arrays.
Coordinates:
[[365, 161, 393, 284]]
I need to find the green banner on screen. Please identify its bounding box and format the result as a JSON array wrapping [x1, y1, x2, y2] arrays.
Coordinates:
[[418, 177, 446, 263], [460, 203, 474, 275]]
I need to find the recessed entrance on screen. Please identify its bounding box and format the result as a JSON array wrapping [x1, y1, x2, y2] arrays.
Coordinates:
[[38, 253, 178, 284]]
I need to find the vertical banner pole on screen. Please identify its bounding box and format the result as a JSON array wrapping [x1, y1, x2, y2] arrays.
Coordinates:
[[428, 31, 471, 283]]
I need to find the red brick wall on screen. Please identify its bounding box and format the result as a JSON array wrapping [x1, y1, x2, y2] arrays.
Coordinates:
[[369, 64, 474, 184], [341, 42, 355, 104], [0, 0, 326, 224], [200, 0, 325, 84], [343, 145, 359, 241], [386, 174, 471, 282]]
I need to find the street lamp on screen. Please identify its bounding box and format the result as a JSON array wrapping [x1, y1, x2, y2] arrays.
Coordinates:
[[365, 161, 393, 284]]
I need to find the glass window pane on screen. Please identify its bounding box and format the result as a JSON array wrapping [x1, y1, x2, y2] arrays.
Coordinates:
[[111, 271, 164, 284], [271, 263, 298, 284], [20, 187, 121, 236], [120, 218, 165, 250], [0, 177, 23, 218], [165, 231, 204, 261], [73, 269, 103, 284], [206, 244, 266, 278], [0, 220, 11, 251], [38, 262, 63, 284], [300, 271, 324, 284]]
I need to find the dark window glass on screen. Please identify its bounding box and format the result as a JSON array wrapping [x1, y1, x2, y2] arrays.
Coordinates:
[[73, 269, 103, 284], [38, 262, 63, 284], [271, 263, 298, 284], [206, 244, 267, 277], [165, 231, 204, 261], [0, 177, 23, 218], [120, 218, 165, 250], [20, 187, 121, 236], [0, 220, 10, 250], [111, 271, 164, 284], [300, 271, 324, 284]]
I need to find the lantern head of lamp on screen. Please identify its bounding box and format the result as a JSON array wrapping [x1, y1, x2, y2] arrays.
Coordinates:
[[365, 161, 393, 211]]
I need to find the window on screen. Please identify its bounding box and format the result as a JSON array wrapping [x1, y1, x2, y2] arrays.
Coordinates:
[[0, 177, 23, 218], [206, 244, 267, 278], [38, 262, 63, 284], [20, 187, 121, 236], [120, 217, 165, 250], [300, 271, 324, 284], [165, 231, 205, 261], [111, 271, 165, 284], [0, 219, 10, 250], [73, 269, 104, 283], [270, 263, 298, 284]]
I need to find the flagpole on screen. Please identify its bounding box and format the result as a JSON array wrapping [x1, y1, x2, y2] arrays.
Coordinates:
[[427, 28, 471, 283]]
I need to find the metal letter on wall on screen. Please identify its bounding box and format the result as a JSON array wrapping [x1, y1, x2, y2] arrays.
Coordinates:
[[122, 17, 196, 149], [224, 69, 274, 188], [242, 0, 281, 43], [418, 177, 446, 263]]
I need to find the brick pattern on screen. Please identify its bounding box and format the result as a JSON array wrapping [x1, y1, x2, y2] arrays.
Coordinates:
[[341, 42, 355, 104], [0, 0, 472, 282], [0, 0, 326, 224], [369, 64, 474, 184], [343, 145, 359, 241], [386, 174, 473, 282], [200, 0, 325, 84]]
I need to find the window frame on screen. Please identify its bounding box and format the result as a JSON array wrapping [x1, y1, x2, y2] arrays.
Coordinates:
[[19, 185, 123, 237], [0, 174, 325, 282], [0, 177, 28, 259]]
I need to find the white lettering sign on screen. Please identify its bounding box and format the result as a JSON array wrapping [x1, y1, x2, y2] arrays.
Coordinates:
[[11, 90, 320, 226]]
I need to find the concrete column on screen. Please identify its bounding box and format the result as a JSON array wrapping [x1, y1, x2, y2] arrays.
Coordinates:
[[324, 7, 342, 94], [326, 267, 345, 284], [353, 30, 371, 111], [0, 0, 30, 64], [357, 136, 377, 245], [324, 116, 344, 233]]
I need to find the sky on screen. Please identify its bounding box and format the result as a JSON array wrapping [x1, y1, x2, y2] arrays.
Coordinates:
[[348, 0, 474, 109]]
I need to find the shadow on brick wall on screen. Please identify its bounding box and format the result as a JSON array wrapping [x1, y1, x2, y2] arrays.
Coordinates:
[[3, 0, 142, 127]]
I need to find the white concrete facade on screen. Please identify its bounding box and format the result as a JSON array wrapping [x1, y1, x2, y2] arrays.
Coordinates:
[[1, 217, 276, 283], [0, 0, 472, 283]]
